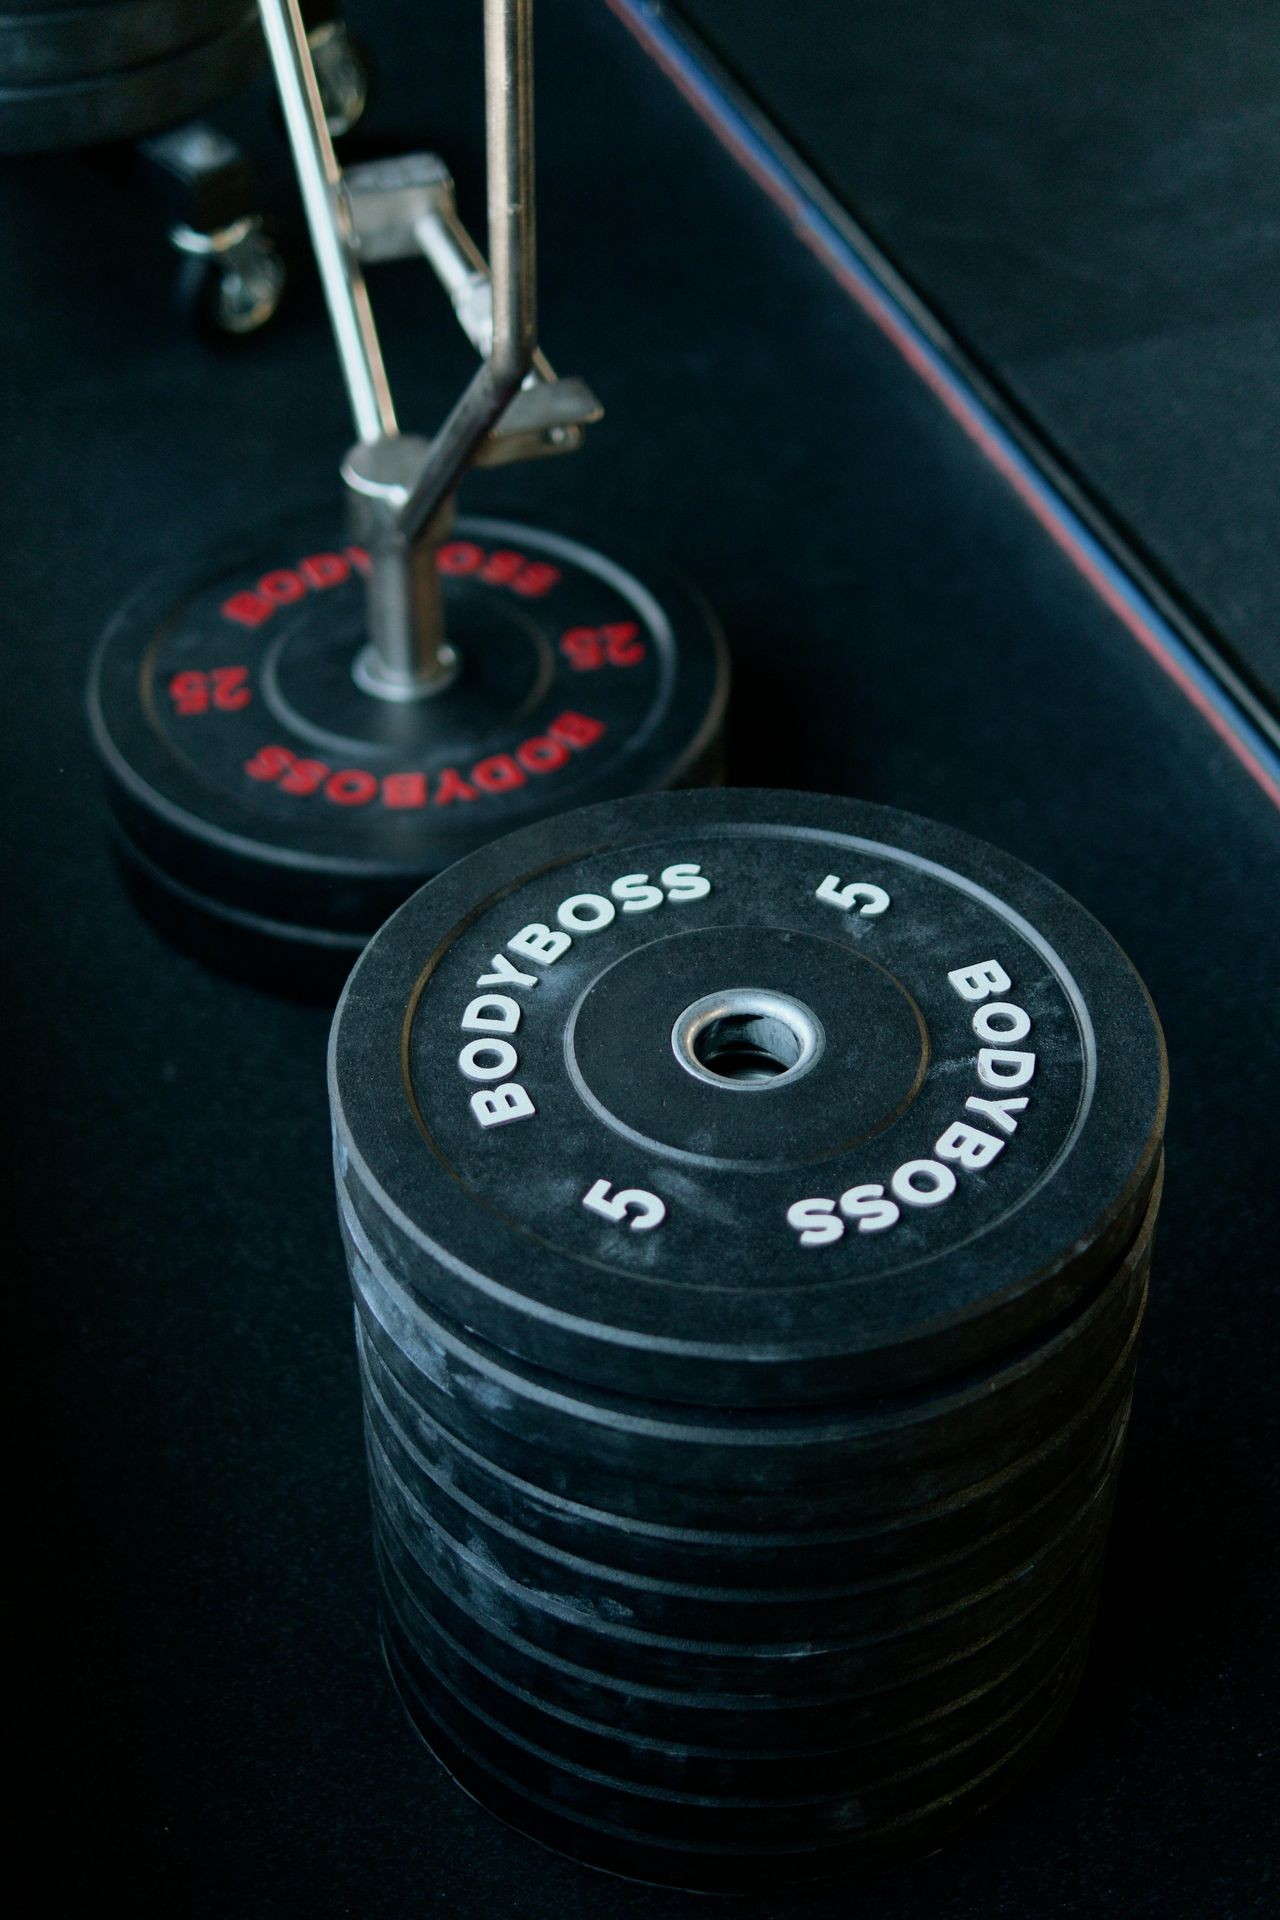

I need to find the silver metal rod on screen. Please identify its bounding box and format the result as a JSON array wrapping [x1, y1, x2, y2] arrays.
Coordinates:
[[414, 199, 561, 391], [256, 0, 396, 443], [342, 434, 456, 694], [486, 0, 537, 380], [414, 204, 493, 353], [399, 0, 537, 543]]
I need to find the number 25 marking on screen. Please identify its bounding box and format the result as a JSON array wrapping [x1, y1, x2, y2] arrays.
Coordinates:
[[582, 1178, 666, 1232], [168, 666, 252, 715]]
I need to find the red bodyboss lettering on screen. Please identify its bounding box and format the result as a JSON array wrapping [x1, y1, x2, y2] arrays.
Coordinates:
[[382, 772, 428, 809], [517, 734, 571, 775], [220, 543, 557, 630], [548, 709, 606, 749], [433, 768, 477, 806], [260, 569, 306, 606], [435, 541, 560, 598], [279, 755, 328, 796], [479, 549, 526, 586], [242, 711, 605, 809], [245, 744, 291, 781], [471, 755, 526, 794], [325, 768, 378, 806], [510, 560, 559, 598], [220, 548, 369, 626], [222, 591, 272, 629], [299, 552, 351, 590], [436, 540, 485, 577]]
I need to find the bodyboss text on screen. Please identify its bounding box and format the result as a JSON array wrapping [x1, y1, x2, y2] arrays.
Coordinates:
[[453, 863, 712, 1128], [786, 957, 1034, 1245]]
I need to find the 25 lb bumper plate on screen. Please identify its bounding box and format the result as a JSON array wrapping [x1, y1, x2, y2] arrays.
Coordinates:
[[329, 790, 1166, 1890], [87, 512, 727, 985]]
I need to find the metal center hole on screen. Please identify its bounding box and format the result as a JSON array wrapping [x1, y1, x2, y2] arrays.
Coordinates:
[[672, 990, 823, 1093], [695, 1012, 803, 1082]]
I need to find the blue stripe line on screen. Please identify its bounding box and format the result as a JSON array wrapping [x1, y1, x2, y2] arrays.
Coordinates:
[[613, 0, 1280, 794]]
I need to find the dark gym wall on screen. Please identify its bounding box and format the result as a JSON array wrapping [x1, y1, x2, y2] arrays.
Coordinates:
[[677, 0, 1280, 716]]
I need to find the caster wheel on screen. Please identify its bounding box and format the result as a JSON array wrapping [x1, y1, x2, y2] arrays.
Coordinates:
[[309, 19, 371, 138], [173, 215, 287, 339]]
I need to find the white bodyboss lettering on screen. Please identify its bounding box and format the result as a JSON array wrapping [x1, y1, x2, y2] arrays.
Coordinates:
[[477, 953, 539, 991], [557, 893, 616, 934], [611, 873, 664, 913], [458, 1039, 519, 1082], [947, 958, 1011, 1001], [972, 1001, 1032, 1045], [935, 1121, 1004, 1171], [460, 864, 715, 1129], [661, 862, 711, 902], [839, 1184, 900, 1233], [964, 1094, 1028, 1134], [471, 1084, 536, 1129], [460, 995, 521, 1035], [977, 1047, 1036, 1089], [508, 923, 572, 967], [891, 1160, 958, 1207], [787, 954, 1040, 1244], [786, 1198, 844, 1247]]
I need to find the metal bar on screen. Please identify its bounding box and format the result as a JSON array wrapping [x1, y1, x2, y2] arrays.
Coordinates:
[[256, 0, 396, 443], [342, 433, 456, 694], [487, 0, 537, 380], [398, 0, 538, 543], [414, 199, 560, 387], [414, 203, 493, 353]]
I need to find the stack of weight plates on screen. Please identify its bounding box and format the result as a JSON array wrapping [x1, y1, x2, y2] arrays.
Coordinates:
[[0, 1, 262, 153], [88, 510, 727, 989], [329, 789, 1167, 1892]]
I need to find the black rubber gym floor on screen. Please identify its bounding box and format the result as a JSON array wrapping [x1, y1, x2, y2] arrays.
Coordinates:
[[679, 0, 1280, 726], [4, 1, 1276, 1913]]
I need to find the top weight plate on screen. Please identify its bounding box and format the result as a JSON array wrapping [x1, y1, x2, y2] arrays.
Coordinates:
[[329, 789, 1166, 1407]]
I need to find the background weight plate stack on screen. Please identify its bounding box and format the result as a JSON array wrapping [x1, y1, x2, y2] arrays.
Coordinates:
[[327, 788, 1168, 1892], [89, 510, 728, 990], [0, 2, 261, 153]]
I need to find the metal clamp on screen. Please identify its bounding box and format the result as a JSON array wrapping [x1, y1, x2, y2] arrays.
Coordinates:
[[256, 0, 598, 697], [344, 153, 600, 469]]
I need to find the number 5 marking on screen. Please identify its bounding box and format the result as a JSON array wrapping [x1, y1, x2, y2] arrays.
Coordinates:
[[816, 874, 891, 917], [582, 1178, 666, 1232]]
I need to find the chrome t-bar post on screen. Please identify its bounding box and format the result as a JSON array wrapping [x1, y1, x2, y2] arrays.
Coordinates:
[[257, 0, 539, 698], [399, 0, 537, 547]]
